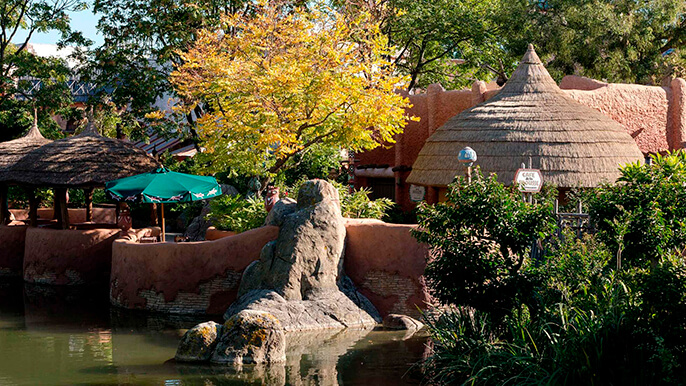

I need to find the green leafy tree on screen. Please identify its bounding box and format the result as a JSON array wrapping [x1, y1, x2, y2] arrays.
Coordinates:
[[0, 0, 88, 140], [82, 0, 250, 141], [345, 0, 509, 90], [502, 0, 686, 84]]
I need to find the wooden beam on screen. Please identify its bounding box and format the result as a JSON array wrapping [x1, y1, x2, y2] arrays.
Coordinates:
[[84, 187, 94, 222]]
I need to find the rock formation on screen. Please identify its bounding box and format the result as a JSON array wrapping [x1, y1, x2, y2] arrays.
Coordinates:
[[225, 180, 380, 331], [176, 180, 381, 364]]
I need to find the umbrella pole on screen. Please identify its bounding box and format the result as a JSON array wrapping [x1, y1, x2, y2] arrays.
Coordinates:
[[161, 202, 166, 242]]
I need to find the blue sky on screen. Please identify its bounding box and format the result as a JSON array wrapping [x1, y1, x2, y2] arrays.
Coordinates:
[[12, 5, 103, 47]]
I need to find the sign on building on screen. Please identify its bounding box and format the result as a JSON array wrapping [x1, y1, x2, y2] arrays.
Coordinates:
[[514, 169, 543, 193], [409, 184, 426, 202]]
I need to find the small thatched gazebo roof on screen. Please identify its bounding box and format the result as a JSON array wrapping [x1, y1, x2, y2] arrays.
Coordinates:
[[0, 116, 51, 183], [7, 120, 160, 188], [406, 44, 644, 188]]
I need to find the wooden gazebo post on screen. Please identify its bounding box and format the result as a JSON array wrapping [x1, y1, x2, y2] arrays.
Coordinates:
[[84, 187, 94, 222], [26, 187, 38, 227], [55, 188, 69, 229], [0, 183, 9, 225]]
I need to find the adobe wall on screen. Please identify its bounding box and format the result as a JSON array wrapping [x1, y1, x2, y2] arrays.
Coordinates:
[[110, 226, 280, 315], [23, 227, 122, 285], [110, 220, 430, 318], [344, 219, 430, 318], [357, 77, 686, 209], [10, 207, 116, 224], [0, 225, 28, 277]]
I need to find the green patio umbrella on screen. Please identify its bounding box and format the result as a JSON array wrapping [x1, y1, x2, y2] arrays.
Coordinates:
[[105, 167, 222, 241]]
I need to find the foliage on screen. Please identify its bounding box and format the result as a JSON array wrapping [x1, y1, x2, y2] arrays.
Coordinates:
[[0, 0, 89, 140], [423, 236, 686, 384], [336, 184, 393, 220], [207, 194, 266, 233], [7, 186, 53, 208], [500, 0, 686, 84], [171, 1, 413, 178], [586, 151, 686, 268], [419, 166, 686, 384], [345, 0, 508, 90], [412, 169, 557, 318], [278, 144, 344, 188]]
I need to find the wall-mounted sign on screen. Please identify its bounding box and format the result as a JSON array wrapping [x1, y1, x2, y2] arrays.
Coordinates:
[[514, 169, 543, 193], [409, 184, 426, 202]]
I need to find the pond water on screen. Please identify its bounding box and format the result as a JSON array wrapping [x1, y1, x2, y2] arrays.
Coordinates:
[[0, 282, 427, 385]]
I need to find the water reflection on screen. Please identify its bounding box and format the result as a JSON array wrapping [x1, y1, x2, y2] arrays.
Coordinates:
[[0, 282, 427, 385]]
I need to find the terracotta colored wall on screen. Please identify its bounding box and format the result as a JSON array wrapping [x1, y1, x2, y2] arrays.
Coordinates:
[[344, 219, 430, 318], [10, 208, 116, 224], [560, 75, 671, 154], [0, 225, 28, 277], [357, 77, 686, 209], [110, 220, 430, 318], [23, 227, 121, 285], [110, 226, 279, 315]]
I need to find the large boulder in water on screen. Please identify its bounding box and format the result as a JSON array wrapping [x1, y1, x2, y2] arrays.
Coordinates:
[[175, 321, 223, 362], [211, 310, 286, 365]]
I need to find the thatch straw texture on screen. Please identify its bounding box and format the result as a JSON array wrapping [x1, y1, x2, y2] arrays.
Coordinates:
[[406, 45, 645, 188], [0, 120, 51, 183], [6, 122, 160, 188]]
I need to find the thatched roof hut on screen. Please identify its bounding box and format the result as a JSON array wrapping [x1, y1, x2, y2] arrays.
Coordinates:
[[0, 117, 51, 183], [7, 120, 160, 188], [406, 44, 645, 189]]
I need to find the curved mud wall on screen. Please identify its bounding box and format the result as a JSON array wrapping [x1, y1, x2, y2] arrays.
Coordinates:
[[0, 225, 28, 277], [10, 208, 116, 224], [344, 219, 430, 318], [110, 226, 279, 315], [110, 220, 430, 318], [23, 227, 121, 285]]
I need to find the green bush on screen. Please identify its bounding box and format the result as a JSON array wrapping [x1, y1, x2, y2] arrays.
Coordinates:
[[335, 184, 393, 220], [412, 169, 557, 319], [207, 194, 266, 233], [586, 151, 686, 268], [418, 165, 686, 384]]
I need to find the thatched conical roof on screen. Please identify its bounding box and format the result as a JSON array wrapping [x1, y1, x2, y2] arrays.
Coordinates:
[[6, 118, 160, 188], [406, 44, 644, 188], [0, 114, 51, 183]]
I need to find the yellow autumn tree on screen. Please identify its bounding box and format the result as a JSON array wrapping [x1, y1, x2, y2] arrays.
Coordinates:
[[170, 1, 414, 177]]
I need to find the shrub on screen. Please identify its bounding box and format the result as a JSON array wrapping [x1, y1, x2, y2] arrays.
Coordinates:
[[207, 194, 266, 233], [586, 151, 686, 268], [412, 169, 557, 319]]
